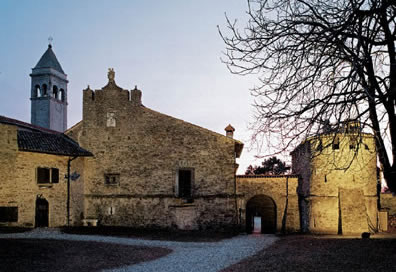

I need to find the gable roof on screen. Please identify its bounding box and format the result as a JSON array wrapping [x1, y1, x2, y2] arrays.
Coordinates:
[[143, 107, 244, 158], [0, 115, 92, 157], [33, 45, 65, 74]]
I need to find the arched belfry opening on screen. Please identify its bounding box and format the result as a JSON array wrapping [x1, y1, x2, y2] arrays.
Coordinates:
[[42, 84, 48, 96], [53, 85, 58, 99], [246, 195, 277, 234]]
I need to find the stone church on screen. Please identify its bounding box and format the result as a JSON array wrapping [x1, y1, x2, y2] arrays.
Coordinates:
[[1, 44, 391, 234], [66, 67, 244, 230]]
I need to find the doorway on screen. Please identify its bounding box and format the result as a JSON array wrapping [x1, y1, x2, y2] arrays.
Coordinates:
[[246, 195, 276, 234], [35, 196, 49, 227]]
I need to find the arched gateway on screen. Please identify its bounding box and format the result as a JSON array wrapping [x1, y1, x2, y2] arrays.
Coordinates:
[[246, 195, 277, 234]]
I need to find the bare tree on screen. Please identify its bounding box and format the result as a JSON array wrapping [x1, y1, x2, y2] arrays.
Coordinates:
[[219, 0, 396, 192]]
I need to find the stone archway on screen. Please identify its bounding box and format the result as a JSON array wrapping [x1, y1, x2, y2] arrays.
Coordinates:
[[246, 195, 277, 234]]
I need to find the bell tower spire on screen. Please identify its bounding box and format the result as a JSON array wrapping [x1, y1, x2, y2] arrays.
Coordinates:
[[30, 43, 68, 132]]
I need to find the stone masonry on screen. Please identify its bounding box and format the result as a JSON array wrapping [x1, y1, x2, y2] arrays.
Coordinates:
[[236, 175, 300, 233], [291, 126, 378, 234], [67, 70, 243, 231], [0, 123, 85, 227]]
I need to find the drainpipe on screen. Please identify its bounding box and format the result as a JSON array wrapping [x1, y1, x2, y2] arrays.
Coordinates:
[[67, 156, 78, 227], [281, 176, 289, 234], [234, 151, 239, 228]]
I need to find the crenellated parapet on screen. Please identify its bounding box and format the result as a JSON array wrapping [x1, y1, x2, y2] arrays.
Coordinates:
[[83, 69, 142, 104], [82, 69, 143, 126]]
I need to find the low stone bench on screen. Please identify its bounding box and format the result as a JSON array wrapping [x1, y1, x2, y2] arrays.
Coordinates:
[[82, 219, 98, 227]]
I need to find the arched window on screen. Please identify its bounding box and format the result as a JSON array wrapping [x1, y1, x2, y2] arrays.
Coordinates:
[[60, 89, 65, 102], [35, 85, 41, 97], [42, 84, 47, 96], [53, 86, 58, 99]]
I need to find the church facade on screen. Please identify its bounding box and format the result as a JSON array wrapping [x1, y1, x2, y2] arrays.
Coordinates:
[[66, 69, 244, 230]]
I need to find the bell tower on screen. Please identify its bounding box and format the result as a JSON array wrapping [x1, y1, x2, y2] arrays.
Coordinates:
[[30, 43, 68, 132]]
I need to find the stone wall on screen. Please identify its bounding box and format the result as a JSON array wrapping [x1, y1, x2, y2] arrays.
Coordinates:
[[290, 142, 311, 231], [67, 80, 241, 230], [236, 175, 300, 233], [291, 132, 379, 234], [0, 123, 85, 227], [381, 193, 396, 215]]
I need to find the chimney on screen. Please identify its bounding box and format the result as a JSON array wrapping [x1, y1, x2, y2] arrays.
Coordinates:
[[225, 124, 235, 139]]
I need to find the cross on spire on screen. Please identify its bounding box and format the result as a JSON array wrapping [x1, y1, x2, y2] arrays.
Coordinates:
[[48, 36, 53, 48]]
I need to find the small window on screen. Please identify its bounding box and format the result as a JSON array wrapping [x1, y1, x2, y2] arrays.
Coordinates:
[[332, 137, 339, 150], [37, 167, 59, 184], [0, 207, 18, 222], [37, 168, 50, 184], [107, 207, 116, 215], [349, 136, 357, 150], [104, 174, 120, 185], [178, 169, 193, 198]]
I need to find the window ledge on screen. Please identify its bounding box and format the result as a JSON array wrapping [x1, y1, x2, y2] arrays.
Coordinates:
[[38, 184, 53, 188]]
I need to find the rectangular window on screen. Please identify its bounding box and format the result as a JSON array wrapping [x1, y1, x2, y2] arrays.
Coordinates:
[[0, 207, 18, 222], [37, 168, 50, 184], [37, 167, 60, 184], [104, 174, 120, 185], [178, 169, 193, 198]]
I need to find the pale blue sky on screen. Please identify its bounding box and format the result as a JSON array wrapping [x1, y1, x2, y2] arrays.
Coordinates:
[[0, 0, 271, 173]]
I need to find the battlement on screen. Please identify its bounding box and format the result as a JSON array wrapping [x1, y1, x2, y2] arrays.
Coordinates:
[[82, 68, 142, 106], [83, 86, 142, 105], [82, 69, 143, 126]]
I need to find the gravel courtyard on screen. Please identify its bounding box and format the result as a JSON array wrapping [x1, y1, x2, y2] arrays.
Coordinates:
[[0, 229, 278, 272]]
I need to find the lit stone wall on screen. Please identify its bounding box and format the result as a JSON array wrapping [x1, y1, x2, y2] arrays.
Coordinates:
[[381, 193, 396, 215], [291, 132, 378, 234], [236, 175, 300, 233], [0, 123, 85, 227], [67, 83, 240, 230]]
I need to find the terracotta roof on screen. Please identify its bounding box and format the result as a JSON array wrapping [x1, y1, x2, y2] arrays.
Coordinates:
[[33, 44, 65, 74], [0, 115, 92, 157], [17, 130, 92, 156]]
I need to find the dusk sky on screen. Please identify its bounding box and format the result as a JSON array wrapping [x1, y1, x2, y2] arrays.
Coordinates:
[[0, 1, 277, 173]]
